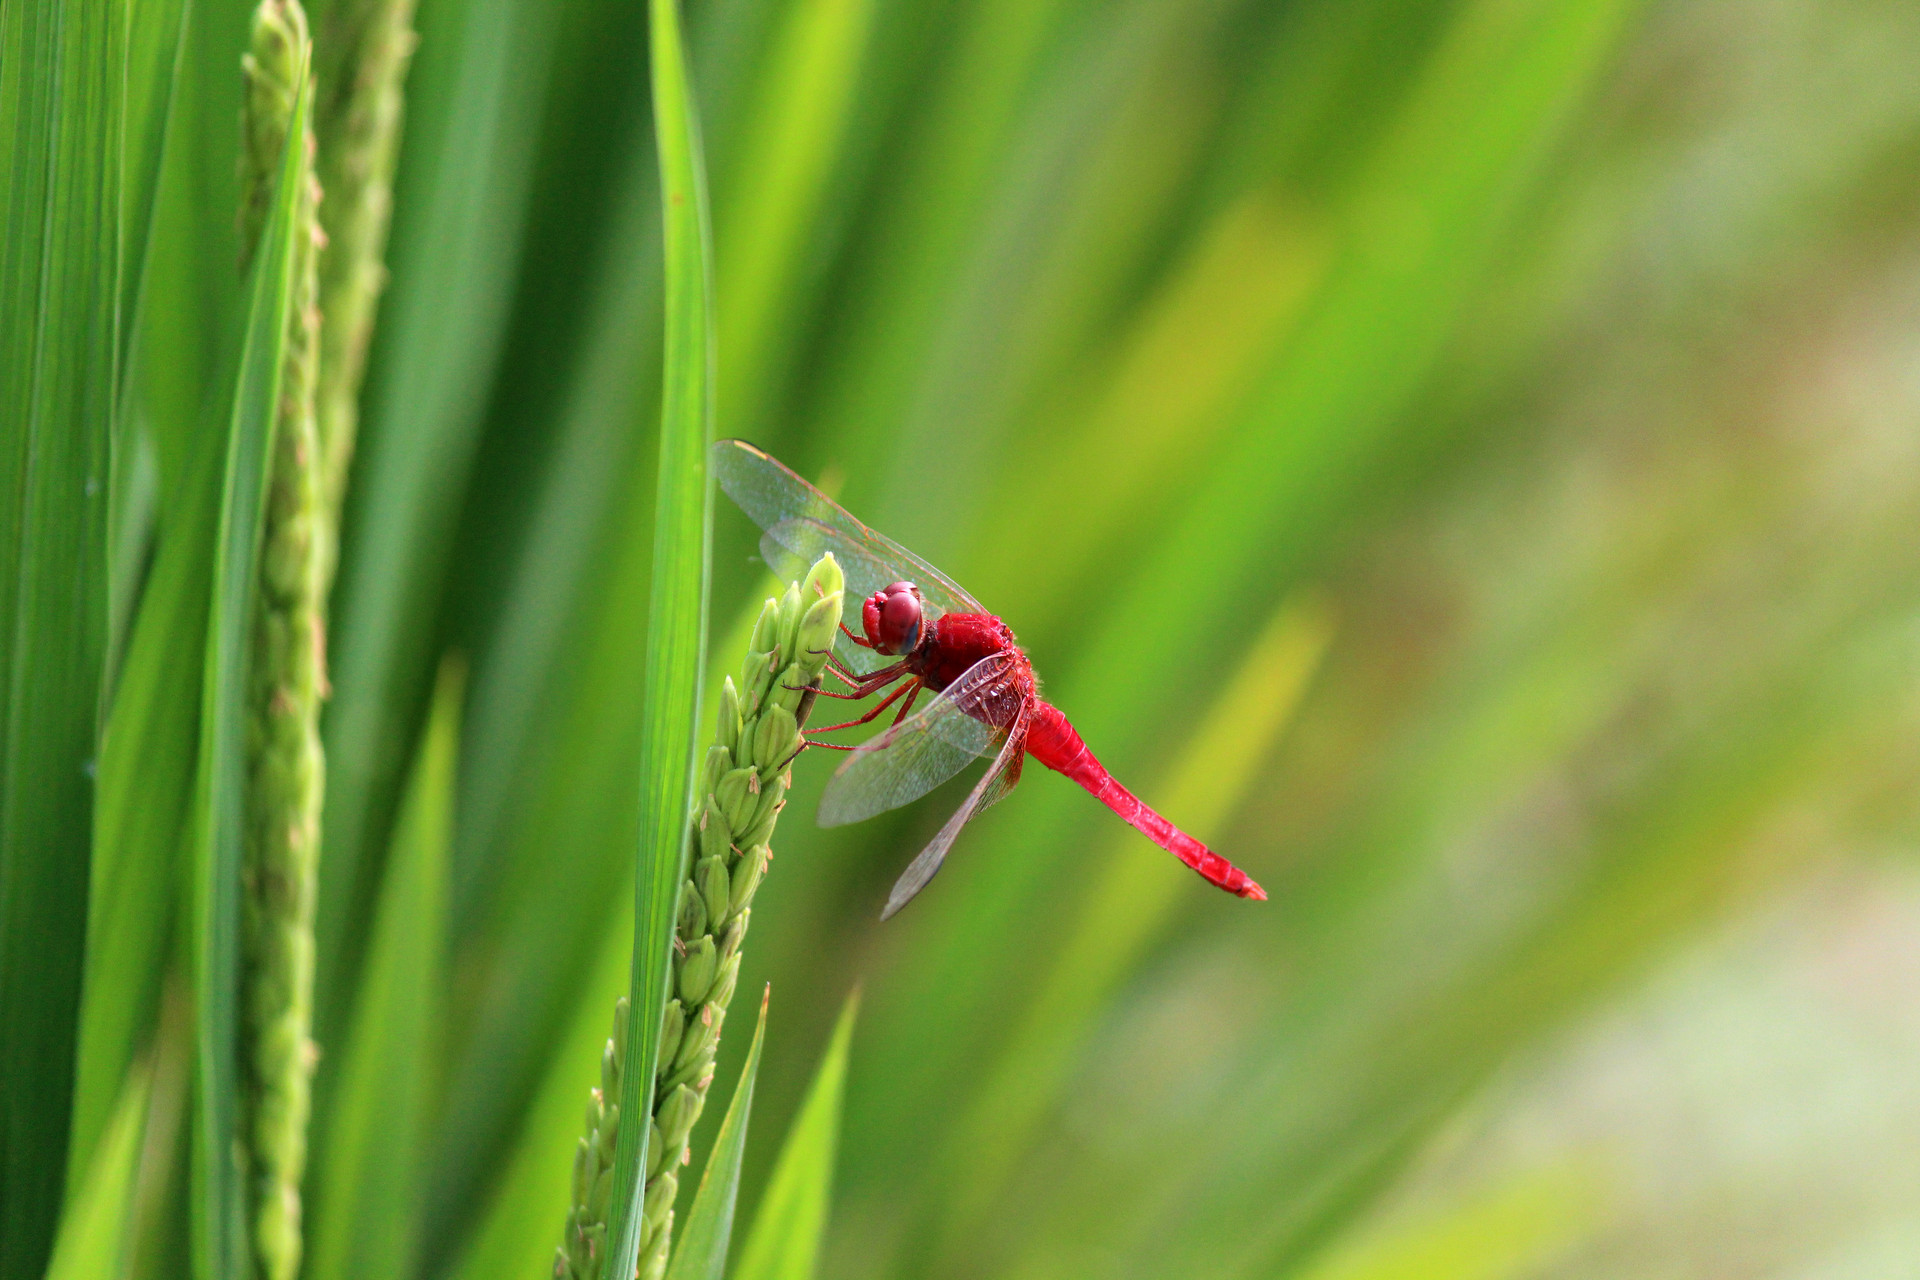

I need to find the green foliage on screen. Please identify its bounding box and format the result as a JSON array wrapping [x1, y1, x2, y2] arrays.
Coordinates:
[[303, 658, 459, 1280], [733, 994, 857, 1280], [45, 1064, 153, 1280], [606, 0, 720, 1275], [444, 897, 637, 1280], [0, 4, 123, 1273], [188, 50, 312, 1280], [316, 0, 563, 1037], [70, 0, 209, 1219], [16, 0, 1920, 1277], [664, 988, 771, 1280], [310, 0, 418, 517], [574, 554, 841, 1280], [74, 425, 217, 1200], [236, 8, 327, 1275]]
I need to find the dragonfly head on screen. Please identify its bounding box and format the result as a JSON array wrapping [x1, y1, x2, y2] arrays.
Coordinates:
[[864, 581, 924, 655]]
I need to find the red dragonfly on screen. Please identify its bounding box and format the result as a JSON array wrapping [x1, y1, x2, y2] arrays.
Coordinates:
[[714, 439, 1267, 918]]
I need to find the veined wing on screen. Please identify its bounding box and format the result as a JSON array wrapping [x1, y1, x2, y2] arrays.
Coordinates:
[[759, 518, 923, 674], [713, 440, 987, 671], [816, 653, 1016, 827], [881, 707, 1029, 920]]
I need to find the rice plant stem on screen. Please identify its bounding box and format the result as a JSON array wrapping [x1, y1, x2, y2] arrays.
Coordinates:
[[238, 5, 326, 1278], [310, 0, 418, 522], [558, 555, 846, 1280]]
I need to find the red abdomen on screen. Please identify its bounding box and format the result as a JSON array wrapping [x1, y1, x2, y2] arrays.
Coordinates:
[[1025, 703, 1266, 900]]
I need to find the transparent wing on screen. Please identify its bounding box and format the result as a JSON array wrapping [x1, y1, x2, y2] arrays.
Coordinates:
[[713, 439, 987, 673], [759, 519, 927, 675], [816, 653, 1016, 827], [880, 707, 1030, 920]]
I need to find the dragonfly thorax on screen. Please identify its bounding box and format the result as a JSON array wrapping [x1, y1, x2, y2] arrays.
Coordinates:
[[915, 612, 1024, 699]]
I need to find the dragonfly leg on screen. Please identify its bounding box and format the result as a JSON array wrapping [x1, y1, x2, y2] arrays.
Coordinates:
[[890, 682, 922, 726], [809, 685, 881, 701], [791, 739, 856, 757], [811, 649, 865, 683], [839, 621, 874, 649], [790, 661, 908, 701], [807, 678, 918, 735], [777, 732, 861, 772]]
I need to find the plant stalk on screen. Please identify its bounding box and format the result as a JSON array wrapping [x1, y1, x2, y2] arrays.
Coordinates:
[[238, 4, 326, 1279], [557, 554, 845, 1280], [309, 0, 418, 523]]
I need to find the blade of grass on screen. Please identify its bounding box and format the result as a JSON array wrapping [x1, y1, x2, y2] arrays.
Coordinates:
[[714, 0, 876, 439], [316, 0, 563, 1044], [664, 986, 771, 1280], [137, 0, 255, 505], [187, 54, 311, 1280], [105, 0, 191, 691], [606, 0, 718, 1275], [71, 435, 220, 1189], [0, 1, 124, 1271], [122, 973, 193, 1280], [68, 0, 196, 1190], [44, 1059, 153, 1280], [434, 0, 659, 933], [799, 0, 1077, 485], [732, 993, 857, 1280], [118, 0, 191, 339], [423, 178, 664, 1252], [71, 0, 260, 1177], [304, 657, 459, 1280], [85, 18, 267, 1081], [977, 190, 1324, 634], [439, 595, 761, 1280], [444, 896, 635, 1280], [1292, 1164, 1599, 1280], [855, 0, 1252, 544]]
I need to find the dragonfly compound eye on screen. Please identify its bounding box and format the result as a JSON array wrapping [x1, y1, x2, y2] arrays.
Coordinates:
[[864, 581, 924, 654]]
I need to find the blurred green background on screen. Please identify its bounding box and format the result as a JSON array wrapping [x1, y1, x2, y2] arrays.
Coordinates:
[[20, 0, 1920, 1275]]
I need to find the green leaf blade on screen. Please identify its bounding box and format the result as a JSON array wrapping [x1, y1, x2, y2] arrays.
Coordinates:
[[44, 1059, 153, 1280], [664, 987, 771, 1280], [606, 0, 718, 1276], [316, 0, 568, 1045], [0, 1, 124, 1272], [714, 0, 877, 439], [304, 658, 461, 1280], [186, 54, 312, 1280], [70, 515, 212, 1194], [71, 0, 236, 1190], [733, 994, 857, 1280], [443, 897, 636, 1280]]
